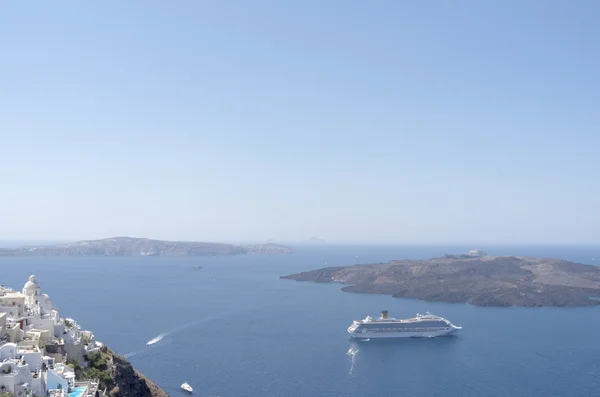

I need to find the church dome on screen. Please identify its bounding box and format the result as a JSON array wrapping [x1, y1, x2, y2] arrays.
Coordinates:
[[23, 275, 40, 296]]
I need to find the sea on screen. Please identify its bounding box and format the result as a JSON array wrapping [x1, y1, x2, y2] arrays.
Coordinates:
[[2, 244, 600, 397]]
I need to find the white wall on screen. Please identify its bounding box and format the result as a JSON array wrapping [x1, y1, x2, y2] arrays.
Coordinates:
[[0, 362, 32, 396], [30, 375, 44, 397], [0, 372, 17, 396], [0, 296, 25, 317], [31, 317, 55, 334], [0, 312, 6, 330], [46, 369, 68, 392], [37, 295, 53, 313], [0, 343, 17, 360], [0, 306, 20, 317], [4, 325, 22, 343], [20, 352, 43, 373], [54, 322, 65, 338]]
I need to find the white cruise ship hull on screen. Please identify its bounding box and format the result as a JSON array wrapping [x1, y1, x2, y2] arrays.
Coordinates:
[[348, 327, 460, 339], [347, 311, 462, 339]]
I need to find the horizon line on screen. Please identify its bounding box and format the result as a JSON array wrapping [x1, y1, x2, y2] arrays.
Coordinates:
[[0, 237, 599, 247]]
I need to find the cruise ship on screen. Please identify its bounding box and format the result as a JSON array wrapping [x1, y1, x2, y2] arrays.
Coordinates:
[[347, 310, 462, 339]]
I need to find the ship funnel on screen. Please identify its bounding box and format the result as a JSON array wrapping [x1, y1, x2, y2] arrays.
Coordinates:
[[381, 310, 388, 319]]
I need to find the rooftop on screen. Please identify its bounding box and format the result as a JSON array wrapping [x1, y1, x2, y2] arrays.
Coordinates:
[[0, 291, 25, 298], [48, 389, 65, 397], [17, 346, 40, 354]]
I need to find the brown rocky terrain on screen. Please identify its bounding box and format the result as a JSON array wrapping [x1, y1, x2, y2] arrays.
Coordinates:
[[281, 256, 600, 307], [109, 352, 168, 397], [72, 347, 168, 397]]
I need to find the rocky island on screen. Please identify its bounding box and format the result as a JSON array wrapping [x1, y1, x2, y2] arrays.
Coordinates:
[[0, 237, 294, 257], [281, 255, 600, 307]]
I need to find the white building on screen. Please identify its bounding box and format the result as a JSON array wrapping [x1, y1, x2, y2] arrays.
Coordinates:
[[46, 363, 74, 392], [20, 276, 62, 337], [1, 321, 21, 344], [0, 287, 26, 318], [16, 345, 44, 373], [0, 356, 36, 397], [1, 276, 102, 397], [0, 312, 6, 341], [0, 343, 17, 361], [467, 249, 488, 257]]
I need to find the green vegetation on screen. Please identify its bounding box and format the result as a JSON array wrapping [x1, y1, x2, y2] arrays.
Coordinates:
[[69, 351, 113, 390], [87, 352, 107, 369], [0, 384, 13, 397], [64, 319, 73, 328]]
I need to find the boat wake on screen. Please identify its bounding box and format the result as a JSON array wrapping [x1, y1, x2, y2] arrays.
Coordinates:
[[346, 346, 359, 375], [126, 313, 246, 359], [146, 333, 166, 345], [144, 315, 229, 349], [124, 324, 194, 358]]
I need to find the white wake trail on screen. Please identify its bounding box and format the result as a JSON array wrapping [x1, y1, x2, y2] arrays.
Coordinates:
[[146, 333, 166, 345], [346, 346, 359, 375]]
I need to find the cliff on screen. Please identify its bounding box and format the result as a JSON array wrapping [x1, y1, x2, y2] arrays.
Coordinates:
[[0, 237, 293, 257], [109, 351, 168, 397], [74, 347, 168, 397], [281, 256, 600, 307]]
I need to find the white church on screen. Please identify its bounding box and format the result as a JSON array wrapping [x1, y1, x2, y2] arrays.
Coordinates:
[[0, 276, 102, 397]]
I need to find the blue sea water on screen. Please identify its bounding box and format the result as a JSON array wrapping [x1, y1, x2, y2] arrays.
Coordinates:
[[2, 244, 600, 397]]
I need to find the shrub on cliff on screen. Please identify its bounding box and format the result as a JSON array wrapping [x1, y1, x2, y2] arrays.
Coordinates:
[[71, 351, 113, 390]]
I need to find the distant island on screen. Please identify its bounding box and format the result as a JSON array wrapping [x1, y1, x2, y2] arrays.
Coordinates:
[[304, 237, 327, 243], [281, 255, 600, 307], [0, 236, 294, 257]]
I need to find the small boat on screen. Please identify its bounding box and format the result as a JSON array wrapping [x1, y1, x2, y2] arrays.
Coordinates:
[[192, 265, 202, 269], [181, 382, 193, 393]]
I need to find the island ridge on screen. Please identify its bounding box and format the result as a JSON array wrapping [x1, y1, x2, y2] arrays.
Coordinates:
[[281, 255, 600, 307], [0, 237, 294, 257]]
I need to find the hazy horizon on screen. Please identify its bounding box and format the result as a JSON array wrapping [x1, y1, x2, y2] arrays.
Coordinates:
[[2, 1, 599, 244], [2, 237, 600, 247]]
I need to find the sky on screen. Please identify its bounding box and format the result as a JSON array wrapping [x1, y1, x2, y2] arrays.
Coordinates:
[[1, 1, 599, 244]]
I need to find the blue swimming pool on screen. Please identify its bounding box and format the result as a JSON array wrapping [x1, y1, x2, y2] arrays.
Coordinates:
[[68, 386, 87, 397]]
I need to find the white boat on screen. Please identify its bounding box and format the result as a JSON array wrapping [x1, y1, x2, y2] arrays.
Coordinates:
[[347, 310, 462, 339], [181, 382, 193, 393]]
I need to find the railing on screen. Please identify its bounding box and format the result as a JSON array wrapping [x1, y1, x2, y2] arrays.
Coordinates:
[[87, 379, 100, 397]]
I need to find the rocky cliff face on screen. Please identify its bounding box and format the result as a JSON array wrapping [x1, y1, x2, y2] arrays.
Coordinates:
[[108, 353, 168, 397], [79, 347, 168, 397]]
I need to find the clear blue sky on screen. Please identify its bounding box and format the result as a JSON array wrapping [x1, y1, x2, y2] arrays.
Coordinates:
[[1, 1, 599, 244]]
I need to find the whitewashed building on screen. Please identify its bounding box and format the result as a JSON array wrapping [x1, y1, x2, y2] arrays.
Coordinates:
[[0, 276, 102, 397], [0, 288, 26, 318]]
